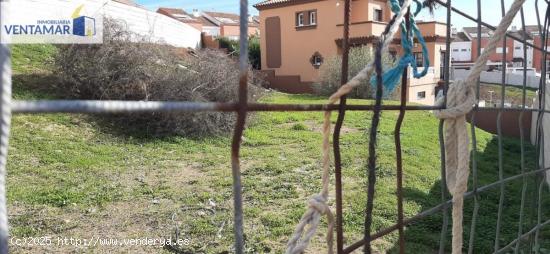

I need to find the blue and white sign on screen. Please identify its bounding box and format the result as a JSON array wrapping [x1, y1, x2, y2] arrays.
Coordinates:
[[1, 0, 105, 44]]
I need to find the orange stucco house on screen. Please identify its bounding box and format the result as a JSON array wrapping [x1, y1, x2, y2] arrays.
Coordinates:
[[254, 0, 448, 105]]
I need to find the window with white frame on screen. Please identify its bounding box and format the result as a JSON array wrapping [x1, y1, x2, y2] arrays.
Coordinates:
[[297, 13, 304, 26], [309, 11, 317, 25]]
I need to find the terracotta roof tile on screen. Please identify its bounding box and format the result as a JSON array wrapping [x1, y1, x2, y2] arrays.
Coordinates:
[[254, 0, 293, 8], [254, 0, 323, 9]]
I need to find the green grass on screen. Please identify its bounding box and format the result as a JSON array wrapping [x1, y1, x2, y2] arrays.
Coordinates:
[[480, 83, 538, 107], [6, 45, 550, 253]]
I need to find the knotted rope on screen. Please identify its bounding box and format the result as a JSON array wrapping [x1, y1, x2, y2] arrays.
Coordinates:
[[433, 0, 526, 253], [286, 1, 413, 253], [370, 0, 431, 92]]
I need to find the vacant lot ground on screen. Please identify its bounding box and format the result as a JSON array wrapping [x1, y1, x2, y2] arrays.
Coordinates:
[[6, 45, 550, 253], [479, 83, 538, 107]]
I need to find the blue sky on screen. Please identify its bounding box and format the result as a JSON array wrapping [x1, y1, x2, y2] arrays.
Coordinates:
[[135, 0, 546, 30], [135, 0, 264, 15]]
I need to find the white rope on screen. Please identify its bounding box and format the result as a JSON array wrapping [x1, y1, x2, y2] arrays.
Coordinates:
[[286, 1, 412, 253], [434, 0, 526, 253]]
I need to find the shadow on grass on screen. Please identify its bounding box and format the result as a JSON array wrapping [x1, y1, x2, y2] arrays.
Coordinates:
[[386, 136, 550, 253], [13, 73, 61, 100], [13, 73, 235, 142]]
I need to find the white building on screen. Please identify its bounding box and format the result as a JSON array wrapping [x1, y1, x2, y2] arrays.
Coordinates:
[[450, 31, 472, 63]]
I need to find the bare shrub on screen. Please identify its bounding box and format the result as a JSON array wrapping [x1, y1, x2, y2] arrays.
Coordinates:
[[55, 20, 265, 136], [314, 46, 396, 99]]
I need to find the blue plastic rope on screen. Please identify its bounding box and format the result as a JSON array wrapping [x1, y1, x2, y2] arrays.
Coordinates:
[[370, 0, 431, 93]]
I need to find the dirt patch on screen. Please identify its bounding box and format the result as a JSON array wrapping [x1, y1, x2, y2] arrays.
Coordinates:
[[281, 120, 361, 134], [8, 164, 215, 253]]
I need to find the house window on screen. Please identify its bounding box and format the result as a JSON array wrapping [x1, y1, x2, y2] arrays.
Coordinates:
[[413, 52, 424, 67], [373, 9, 383, 22], [310, 52, 324, 69], [309, 11, 317, 25], [461, 49, 467, 52], [297, 13, 304, 26], [453, 49, 459, 52], [417, 91, 426, 99]]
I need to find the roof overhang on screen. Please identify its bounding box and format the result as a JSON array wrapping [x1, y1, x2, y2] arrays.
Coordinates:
[[254, 0, 324, 11], [335, 35, 448, 47]]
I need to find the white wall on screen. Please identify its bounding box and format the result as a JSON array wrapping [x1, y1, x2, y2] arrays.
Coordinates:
[[103, 1, 201, 48], [513, 40, 534, 68], [203, 26, 220, 37], [409, 67, 439, 105], [530, 86, 550, 186], [452, 68, 541, 89], [450, 41, 472, 62]]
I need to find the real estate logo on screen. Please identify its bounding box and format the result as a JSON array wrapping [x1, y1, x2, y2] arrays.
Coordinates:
[[1, 0, 104, 44], [72, 5, 96, 37]]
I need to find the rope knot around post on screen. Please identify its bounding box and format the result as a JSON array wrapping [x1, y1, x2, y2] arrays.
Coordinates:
[[430, 0, 526, 252], [286, 194, 334, 254], [433, 80, 475, 254], [434, 80, 476, 120]]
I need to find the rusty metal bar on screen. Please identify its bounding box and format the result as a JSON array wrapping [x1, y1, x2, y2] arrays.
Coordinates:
[[393, 9, 411, 254], [229, 0, 250, 252], [9, 100, 444, 113], [334, 0, 352, 253], [11, 100, 550, 114], [343, 165, 550, 254]]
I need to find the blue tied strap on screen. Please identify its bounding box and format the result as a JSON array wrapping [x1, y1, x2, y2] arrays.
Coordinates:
[[370, 0, 431, 93]]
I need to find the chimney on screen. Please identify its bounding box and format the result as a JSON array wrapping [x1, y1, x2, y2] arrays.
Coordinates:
[[192, 9, 200, 17], [248, 15, 254, 23], [511, 25, 517, 31], [451, 27, 458, 35]]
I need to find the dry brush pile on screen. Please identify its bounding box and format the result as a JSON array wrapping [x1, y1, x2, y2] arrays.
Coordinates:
[[55, 20, 265, 136]]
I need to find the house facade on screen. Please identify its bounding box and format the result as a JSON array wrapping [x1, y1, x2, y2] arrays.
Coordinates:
[[464, 27, 534, 69], [457, 26, 543, 73], [450, 31, 472, 63], [254, 0, 448, 105], [525, 25, 550, 76]]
